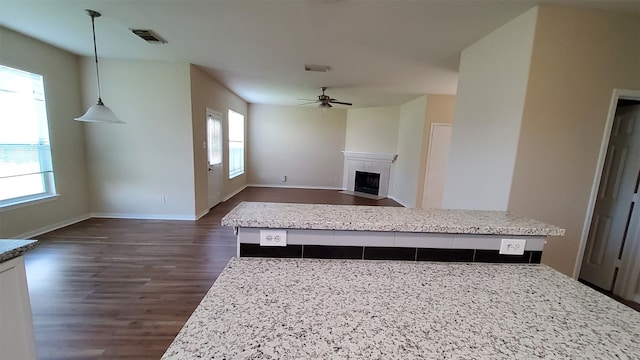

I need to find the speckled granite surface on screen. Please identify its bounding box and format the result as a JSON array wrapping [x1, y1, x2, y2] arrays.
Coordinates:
[[0, 239, 38, 263], [221, 202, 565, 236], [163, 257, 639, 359]]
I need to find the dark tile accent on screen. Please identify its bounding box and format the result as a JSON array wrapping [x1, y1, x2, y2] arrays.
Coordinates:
[[364, 247, 416, 261], [530, 251, 543, 264], [416, 248, 475, 262], [240, 243, 302, 258], [474, 250, 532, 264], [303, 245, 363, 259]]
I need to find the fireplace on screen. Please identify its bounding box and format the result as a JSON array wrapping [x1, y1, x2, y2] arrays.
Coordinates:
[[354, 171, 381, 195], [342, 151, 397, 198]]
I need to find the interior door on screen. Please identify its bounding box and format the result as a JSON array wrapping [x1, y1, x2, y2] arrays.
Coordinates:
[[422, 123, 452, 209], [581, 105, 640, 290], [207, 111, 223, 208]]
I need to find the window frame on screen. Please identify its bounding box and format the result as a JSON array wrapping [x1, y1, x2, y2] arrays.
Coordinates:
[[0, 64, 57, 210], [227, 109, 245, 179], [207, 111, 223, 167]]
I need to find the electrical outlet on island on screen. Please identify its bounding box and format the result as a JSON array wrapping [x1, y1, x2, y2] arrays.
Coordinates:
[[499, 238, 526, 255], [260, 230, 287, 247]]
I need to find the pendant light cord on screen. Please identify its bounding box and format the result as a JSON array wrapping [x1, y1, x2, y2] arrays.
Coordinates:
[[90, 13, 103, 103]]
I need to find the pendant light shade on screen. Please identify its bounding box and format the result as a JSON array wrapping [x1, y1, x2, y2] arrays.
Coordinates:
[[75, 99, 123, 123], [75, 9, 124, 124]]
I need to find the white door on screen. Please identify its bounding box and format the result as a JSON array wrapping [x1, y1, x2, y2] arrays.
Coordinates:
[[207, 110, 223, 208], [581, 105, 640, 290], [422, 123, 452, 209]]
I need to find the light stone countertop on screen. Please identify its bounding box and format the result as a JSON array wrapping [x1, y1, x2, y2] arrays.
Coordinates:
[[221, 202, 565, 236], [0, 239, 38, 263], [162, 257, 640, 359]]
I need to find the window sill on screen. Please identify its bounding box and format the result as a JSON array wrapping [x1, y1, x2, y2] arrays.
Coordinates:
[[0, 194, 59, 212], [229, 172, 244, 180]]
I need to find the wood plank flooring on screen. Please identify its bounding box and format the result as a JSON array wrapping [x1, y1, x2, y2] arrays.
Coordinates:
[[24, 187, 401, 360]]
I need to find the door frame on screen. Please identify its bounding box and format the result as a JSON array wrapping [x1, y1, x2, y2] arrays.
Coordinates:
[[575, 89, 640, 300], [422, 123, 453, 209]]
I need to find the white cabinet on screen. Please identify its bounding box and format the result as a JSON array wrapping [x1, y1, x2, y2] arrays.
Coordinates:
[[0, 256, 37, 360]]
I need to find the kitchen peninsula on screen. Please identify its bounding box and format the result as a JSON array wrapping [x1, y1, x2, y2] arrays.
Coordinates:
[[162, 257, 640, 359], [0, 239, 38, 360], [221, 202, 565, 263]]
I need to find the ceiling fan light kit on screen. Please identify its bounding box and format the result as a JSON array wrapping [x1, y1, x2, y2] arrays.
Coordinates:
[[75, 9, 124, 124]]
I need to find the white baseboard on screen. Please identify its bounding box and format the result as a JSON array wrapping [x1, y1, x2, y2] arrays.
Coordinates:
[[195, 208, 209, 220], [13, 213, 92, 239], [223, 185, 248, 202], [247, 184, 343, 190], [91, 212, 199, 221], [387, 194, 409, 208]]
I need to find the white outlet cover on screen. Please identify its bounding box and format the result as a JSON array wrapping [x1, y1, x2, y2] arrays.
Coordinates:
[[260, 230, 287, 247], [499, 238, 526, 255]]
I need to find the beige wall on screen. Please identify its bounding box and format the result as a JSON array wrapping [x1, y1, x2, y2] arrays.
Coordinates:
[[389, 96, 427, 207], [80, 58, 197, 219], [508, 7, 640, 276], [0, 27, 90, 238], [416, 95, 456, 208], [442, 8, 537, 211], [189, 65, 248, 214], [345, 106, 399, 154], [248, 104, 346, 188]]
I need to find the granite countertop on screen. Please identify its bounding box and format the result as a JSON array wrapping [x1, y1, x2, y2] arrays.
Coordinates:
[[221, 202, 565, 236], [163, 258, 640, 359], [0, 239, 38, 263]]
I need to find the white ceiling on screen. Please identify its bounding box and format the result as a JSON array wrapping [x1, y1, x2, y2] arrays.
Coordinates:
[[0, 0, 638, 107]]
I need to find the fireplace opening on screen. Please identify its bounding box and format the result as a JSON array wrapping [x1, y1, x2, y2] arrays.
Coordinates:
[[354, 171, 381, 195]]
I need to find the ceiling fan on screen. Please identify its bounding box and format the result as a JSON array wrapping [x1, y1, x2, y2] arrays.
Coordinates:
[[300, 87, 352, 109]]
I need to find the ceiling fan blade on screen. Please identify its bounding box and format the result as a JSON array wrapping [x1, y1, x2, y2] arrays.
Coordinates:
[[298, 98, 318, 101], [329, 100, 352, 106], [299, 101, 319, 106]]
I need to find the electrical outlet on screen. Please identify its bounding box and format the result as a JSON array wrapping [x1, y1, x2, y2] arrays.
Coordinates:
[[158, 195, 166, 204], [281, 175, 287, 182], [260, 230, 287, 247], [499, 238, 526, 255]]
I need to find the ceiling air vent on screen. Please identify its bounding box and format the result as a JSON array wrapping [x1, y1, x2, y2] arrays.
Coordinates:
[[304, 64, 331, 72], [130, 29, 167, 44]]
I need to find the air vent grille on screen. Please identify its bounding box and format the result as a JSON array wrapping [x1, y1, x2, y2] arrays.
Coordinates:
[[304, 64, 331, 72], [130, 29, 167, 44]]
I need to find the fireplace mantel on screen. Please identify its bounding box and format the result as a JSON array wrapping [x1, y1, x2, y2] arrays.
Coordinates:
[[341, 151, 398, 164]]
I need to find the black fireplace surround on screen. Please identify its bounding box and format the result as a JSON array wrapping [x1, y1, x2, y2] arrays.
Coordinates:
[[354, 171, 381, 195]]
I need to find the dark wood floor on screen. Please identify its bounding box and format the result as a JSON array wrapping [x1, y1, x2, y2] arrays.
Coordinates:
[[579, 279, 640, 312], [24, 187, 401, 360]]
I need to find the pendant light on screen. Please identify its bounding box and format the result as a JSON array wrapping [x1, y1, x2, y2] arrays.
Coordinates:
[[75, 9, 124, 124]]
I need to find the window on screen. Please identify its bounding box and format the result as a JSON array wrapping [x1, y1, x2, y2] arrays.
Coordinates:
[[207, 112, 222, 166], [227, 109, 245, 179], [0, 64, 56, 208]]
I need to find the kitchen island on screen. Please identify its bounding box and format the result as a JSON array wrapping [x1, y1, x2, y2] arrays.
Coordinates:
[[0, 239, 38, 360], [162, 257, 640, 359], [222, 202, 564, 263]]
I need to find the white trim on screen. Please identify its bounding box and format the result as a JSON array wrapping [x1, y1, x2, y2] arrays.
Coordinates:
[[223, 184, 248, 202], [387, 194, 409, 208], [342, 151, 398, 163], [422, 123, 453, 209], [0, 194, 59, 212], [574, 89, 640, 286], [195, 208, 210, 220], [12, 213, 91, 239], [247, 184, 343, 190], [91, 213, 199, 221]]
